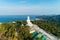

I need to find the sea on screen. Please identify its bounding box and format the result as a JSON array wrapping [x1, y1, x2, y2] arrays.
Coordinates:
[[0, 15, 37, 22]]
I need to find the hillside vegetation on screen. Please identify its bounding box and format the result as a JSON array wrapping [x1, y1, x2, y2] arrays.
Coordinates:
[[0, 20, 60, 40], [0, 21, 32, 40], [32, 20, 60, 38]]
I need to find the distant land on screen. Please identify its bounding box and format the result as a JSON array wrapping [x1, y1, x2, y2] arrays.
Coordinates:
[[36, 15, 60, 22]]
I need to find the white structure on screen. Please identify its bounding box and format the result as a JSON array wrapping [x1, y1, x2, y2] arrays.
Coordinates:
[[27, 16, 33, 27], [27, 16, 35, 33]]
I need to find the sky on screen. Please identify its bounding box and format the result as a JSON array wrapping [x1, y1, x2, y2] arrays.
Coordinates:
[[0, 0, 60, 15]]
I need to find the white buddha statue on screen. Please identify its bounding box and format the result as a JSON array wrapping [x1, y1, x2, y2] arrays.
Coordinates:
[[27, 16, 33, 26]]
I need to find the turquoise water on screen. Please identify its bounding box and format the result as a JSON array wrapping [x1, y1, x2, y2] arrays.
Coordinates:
[[42, 36, 46, 40], [32, 32, 46, 40]]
